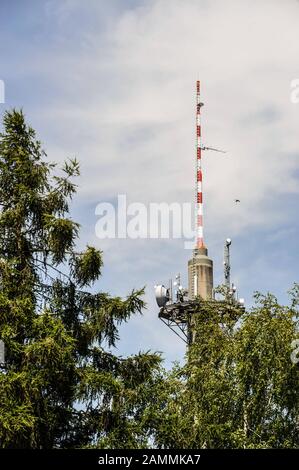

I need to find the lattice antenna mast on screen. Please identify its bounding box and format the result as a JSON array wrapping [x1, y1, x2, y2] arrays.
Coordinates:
[[224, 238, 231, 288]]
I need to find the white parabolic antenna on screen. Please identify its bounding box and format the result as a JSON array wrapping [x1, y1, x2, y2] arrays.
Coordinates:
[[154, 285, 170, 308]]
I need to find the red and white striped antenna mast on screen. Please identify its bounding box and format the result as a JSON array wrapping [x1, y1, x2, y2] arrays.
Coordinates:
[[195, 80, 225, 249], [196, 80, 204, 249]]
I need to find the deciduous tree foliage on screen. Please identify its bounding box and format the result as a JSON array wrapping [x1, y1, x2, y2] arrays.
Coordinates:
[[150, 293, 299, 448], [0, 110, 161, 448]]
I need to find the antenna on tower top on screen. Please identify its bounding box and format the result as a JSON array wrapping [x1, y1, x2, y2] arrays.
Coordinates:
[[196, 80, 204, 249], [195, 81, 227, 250]]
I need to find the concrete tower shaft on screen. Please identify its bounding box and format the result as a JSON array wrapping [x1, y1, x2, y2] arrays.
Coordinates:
[[188, 247, 213, 300]]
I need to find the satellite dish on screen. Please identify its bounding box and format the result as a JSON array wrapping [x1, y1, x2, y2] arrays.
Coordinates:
[[154, 285, 170, 308]]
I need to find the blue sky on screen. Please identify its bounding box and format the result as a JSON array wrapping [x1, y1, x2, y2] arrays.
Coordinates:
[[1, 0, 299, 366]]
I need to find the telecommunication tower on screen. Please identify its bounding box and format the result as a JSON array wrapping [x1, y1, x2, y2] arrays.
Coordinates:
[[155, 81, 244, 345]]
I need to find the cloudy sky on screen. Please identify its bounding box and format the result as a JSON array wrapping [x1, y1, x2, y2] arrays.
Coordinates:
[[1, 0, 299, 366]]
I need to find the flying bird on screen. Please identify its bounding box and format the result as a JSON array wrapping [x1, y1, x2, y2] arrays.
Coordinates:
[[235, 199, 240, 203]]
